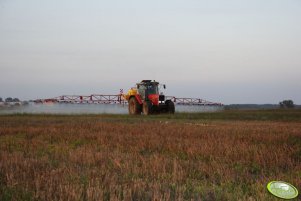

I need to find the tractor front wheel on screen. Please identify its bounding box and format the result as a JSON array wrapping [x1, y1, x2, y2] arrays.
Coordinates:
[[128, 97, 141, 115], [142, 101, 152, 115], [166, 100, 175, 114]]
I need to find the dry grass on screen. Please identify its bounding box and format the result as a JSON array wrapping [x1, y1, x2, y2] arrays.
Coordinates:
[[0, 112, 301, 200]]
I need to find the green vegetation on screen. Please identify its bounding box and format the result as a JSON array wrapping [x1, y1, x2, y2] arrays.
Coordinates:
[[0, 109, 300, 200], [279, 100, 295, 108]]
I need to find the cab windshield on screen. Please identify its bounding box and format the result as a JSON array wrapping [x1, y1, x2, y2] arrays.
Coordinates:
[[146, 84, 158, 94]]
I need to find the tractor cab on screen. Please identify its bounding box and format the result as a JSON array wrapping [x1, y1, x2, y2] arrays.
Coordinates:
[[137, 80, 159, 100]]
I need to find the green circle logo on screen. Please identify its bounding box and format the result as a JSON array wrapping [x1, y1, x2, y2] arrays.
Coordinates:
[[267, 181, 299, 199]]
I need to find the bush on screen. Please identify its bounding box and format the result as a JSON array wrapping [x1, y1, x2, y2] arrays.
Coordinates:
[[279, 100, 294, 108], [4, 97, 20, 102], [5, 97, 13, 102]]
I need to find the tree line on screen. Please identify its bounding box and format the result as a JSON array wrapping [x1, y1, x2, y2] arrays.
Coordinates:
[[0, 97, 296, 108], [0, 97, 20, 102]]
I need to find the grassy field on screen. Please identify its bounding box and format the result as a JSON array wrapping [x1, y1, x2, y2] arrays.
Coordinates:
[[0, 109, 301, 200]]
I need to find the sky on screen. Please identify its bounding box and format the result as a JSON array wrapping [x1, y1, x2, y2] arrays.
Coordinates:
[[0, 0, 300, 104]]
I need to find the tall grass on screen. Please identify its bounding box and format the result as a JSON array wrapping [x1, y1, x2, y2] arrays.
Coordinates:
[[0, 112, 300, 200]]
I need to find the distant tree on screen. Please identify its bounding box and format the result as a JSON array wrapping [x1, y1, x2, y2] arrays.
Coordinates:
[[12, 98, 20, 102], [0, 97, 2, 102], [279, 100, 294, 108], [5, 97, 13, 102]]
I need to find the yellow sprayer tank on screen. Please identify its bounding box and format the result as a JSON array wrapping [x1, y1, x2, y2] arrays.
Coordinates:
[[123, 88, 138, 101]]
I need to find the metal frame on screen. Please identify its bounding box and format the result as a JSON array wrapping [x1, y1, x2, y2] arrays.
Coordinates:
[[34, 94, 222, 106], [166, 96, 222, 106]]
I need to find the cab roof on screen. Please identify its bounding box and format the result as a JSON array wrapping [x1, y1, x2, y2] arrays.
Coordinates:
[[137, 80, 159, 85]]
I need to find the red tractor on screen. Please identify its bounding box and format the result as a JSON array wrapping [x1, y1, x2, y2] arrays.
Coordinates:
[[123, 80, 175, 115]]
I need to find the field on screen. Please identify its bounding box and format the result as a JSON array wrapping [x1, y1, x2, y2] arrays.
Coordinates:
[[0, 110, 301, 201]]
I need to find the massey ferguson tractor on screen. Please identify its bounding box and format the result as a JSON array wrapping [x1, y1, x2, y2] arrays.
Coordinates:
[[123, 80, 175, 115]]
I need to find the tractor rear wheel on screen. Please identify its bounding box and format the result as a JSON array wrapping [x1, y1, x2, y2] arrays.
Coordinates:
[[142, 101, 152, 115], [128, 97, 141, 115], [166, 100, 175, 114]]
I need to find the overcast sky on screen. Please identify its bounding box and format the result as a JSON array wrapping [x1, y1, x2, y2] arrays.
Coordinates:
[[0, 0, 300, 104]]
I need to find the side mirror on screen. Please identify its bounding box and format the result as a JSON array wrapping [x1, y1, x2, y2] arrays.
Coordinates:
[[163, 84, 166, 89]]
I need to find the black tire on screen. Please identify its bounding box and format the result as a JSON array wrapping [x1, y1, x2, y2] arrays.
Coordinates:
[[142, 101, 152, 115], [166, 100, 175, 114], [128, 97, 141, 115]]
